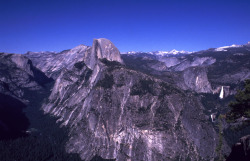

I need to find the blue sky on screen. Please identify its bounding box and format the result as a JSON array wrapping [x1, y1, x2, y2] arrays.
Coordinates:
[[0, 0, 250, 53]]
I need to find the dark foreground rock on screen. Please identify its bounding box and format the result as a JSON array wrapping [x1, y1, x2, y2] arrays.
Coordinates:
[[227, 135, 250, 161]]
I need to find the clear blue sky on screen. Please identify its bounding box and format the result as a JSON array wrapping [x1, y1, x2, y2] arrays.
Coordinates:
[[0, 0, 250, 54]]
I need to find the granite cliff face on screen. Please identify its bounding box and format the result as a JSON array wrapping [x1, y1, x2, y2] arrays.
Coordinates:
[[0, 52, 52, 139], [42, 39, 219, 160], [0, 53, 52, 101], [25, 45, 90, 79], [25, 38, 123, 80], [1, 39, 250, 160], [122, 44, 250, 96], [83, 38, 124, 70]]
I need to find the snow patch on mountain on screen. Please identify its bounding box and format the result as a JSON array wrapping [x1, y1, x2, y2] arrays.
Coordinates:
[[153, 49, 192, 55], [215, 44, 242, 51], [124, 49, 192, 56]]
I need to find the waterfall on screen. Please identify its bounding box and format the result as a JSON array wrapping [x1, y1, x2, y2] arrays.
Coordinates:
[[219, 86, 224, 99], [211, 114, 215, 122], [196, 76, 199, 86]]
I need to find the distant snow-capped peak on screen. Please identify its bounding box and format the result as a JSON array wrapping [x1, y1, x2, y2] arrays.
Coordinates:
[[125, 51, 137, 54], [124, 49, 192, 56], [152, 49, 192, 56], [215, 44, 242, 51]]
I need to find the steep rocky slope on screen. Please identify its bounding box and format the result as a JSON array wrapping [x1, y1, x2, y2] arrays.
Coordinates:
[[121, 44, 250, 160], [0, 52, 52, 139], [122, 44, 250, 96], [1, 39, 250, 160], [25, 45, 90, 79], [42, 38, 221, 160], [0, 53, 52, 102]]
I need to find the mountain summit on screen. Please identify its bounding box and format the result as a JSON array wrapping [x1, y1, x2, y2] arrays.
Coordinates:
[[84, 38, 123, 69], [126, 49, 192, 56]]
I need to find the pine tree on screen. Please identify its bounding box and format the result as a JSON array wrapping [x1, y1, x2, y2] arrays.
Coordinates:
[[227, 79, 250, 121]]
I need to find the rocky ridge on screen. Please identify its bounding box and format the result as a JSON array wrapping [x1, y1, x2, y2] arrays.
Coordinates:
[[25, 45, 90, 79], [42, 38, 221, 160], [0, 52, 53, 140], [0, 53, 52, 101], [1, 39, 250, 160], [122, 43, 250, 96]]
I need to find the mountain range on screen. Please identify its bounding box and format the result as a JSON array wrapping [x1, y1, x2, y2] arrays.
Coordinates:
[[0, 39, 250, 161]]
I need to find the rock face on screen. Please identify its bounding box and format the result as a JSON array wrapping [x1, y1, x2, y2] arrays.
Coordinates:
[[227, 135, 250, 161], [84, 38, 123, 69], [0, 53, 52, 101], [0, 52, 52, 139], [2, 39, 250, 160], [25, 45, 90, 79], [123, 44, 250, 96], [25, 38, 123, 79], [181, 67, 212, 93], [170, 56, 216, 72], [42, 39, 218, 160]]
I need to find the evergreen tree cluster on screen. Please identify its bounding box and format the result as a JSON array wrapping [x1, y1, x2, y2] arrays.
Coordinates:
[[227, 79, 250, 121]]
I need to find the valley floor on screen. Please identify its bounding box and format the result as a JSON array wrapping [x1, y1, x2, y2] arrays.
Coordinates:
[[0, 82, 82, 161]]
